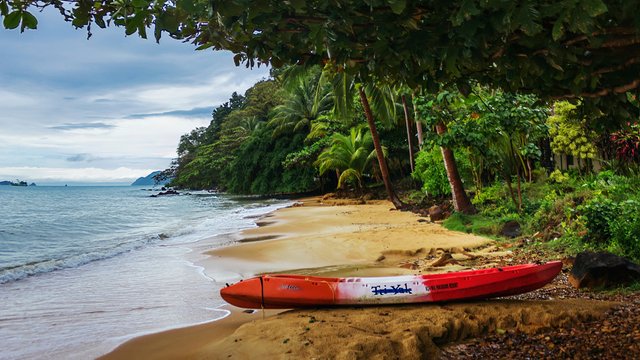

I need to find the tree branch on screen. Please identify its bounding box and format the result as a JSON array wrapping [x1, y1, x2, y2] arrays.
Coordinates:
[[556, 78, 640, 99], [592, 56, 640, 75]]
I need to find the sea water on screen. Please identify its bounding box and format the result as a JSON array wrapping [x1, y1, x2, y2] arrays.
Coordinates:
[[0, 186, 290, 359]]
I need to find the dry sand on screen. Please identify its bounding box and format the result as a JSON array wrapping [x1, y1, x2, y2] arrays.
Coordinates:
[[102, 197, 615, 359]]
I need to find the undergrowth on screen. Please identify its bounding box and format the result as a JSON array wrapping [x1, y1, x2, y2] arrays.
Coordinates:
[[441, 171, 640, 262]]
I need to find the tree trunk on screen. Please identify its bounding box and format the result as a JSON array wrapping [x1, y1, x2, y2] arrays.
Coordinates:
[[359, 87, 404, 209], [412, 93, 424, 147], [504, 174, 518, 210], [509, 138, 523, 212], [435, 122, 476, 214], [401, 95, 415, 173]]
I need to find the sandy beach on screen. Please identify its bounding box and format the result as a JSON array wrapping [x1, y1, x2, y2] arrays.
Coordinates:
[[102, 197, 614, 359]]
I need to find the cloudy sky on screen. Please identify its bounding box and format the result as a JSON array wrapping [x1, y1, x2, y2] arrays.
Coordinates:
[[0, 9, 269, 185]]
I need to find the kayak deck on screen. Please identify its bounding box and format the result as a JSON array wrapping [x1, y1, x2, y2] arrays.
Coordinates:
[[220, 261, 562, 309]]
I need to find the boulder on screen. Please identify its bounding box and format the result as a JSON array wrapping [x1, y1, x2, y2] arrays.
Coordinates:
[[569, 251, 640, 289], [428, 205, 444, 221], [500, 220, 521, 238], [151, 189, 179, 197]]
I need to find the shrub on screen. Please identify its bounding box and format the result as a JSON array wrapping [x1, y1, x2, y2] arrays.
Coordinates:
[[580, 196, 619, 246], [413, 147, 471, 197], [610, 122, 640, 164], [609, 199, 640, 260], [472, 182, 516, 217], [548, 169, 569, 184]]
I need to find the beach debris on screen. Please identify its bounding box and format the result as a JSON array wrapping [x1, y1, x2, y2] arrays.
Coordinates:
[[569, 251, 640, 289], [430, 253, 458, 267]]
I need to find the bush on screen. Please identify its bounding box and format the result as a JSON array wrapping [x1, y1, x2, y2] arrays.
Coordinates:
[[608, 199, 640, 260], [580, 196, 619, 246], [413, 146, 471, 197], [548, 169, 569, 184], [472, 182, 516, 217]]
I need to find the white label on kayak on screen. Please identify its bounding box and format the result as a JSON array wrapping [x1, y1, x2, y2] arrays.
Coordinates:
[[335, 276, 431, 304]]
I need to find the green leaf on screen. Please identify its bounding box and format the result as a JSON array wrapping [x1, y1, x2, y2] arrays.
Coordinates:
[[138, 24, 147, 39], [387, 0, 406, 14], [177, 0, 196, 13], [0, 1, 9, 16], [289, 0, 306, 12], [3, 10, 21, 29], [125, 21, 137, 35], [546, 57, 564, 72], [582, 0, 608, 17], [154, 23, 162, 42], [552, 20, 564, 41], [94, 15, 106, 29], [233, 53, 243, 66], [132, 0, 149, 8], [21, 11, 37, 30]]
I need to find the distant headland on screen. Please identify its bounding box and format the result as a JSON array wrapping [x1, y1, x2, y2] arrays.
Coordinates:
[[131, 171, 170, 186], [0, 180, 36, 186]]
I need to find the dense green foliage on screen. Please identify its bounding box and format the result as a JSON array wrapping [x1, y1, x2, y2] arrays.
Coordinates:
[[166, 67, 411, 195], [316, 126, 378, 189], [7, 0, 640, 259], [6, 0, 640, 116], [413, 147, 471, 197], [442, 171, 640, 261], [547, 101, 598, 162]]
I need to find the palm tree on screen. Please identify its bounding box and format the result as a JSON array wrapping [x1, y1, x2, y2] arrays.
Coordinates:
[[315, 126, 380, 189], [434, 121, 476, 214], [328, 69, 404, 208], [358, 86, 404, 208], [277, 64, 404, 208], [268, 69, 333, 137], [417, 89, 475, 214]]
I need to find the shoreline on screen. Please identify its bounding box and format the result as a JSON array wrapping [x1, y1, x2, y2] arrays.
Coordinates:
[[102, 197, 615, 359]]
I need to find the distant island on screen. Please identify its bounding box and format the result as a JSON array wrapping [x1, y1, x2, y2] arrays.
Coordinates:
[[131, 171, 170, 186], [0, 180, 36, 186]]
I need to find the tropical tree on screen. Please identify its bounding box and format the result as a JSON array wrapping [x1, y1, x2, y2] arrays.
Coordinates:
[[547, 101, 599, 173], [268, 69, 333, 137], [416, 89, 476, 214], [316, 126, 379, 189], [9, 0, 640, 212]]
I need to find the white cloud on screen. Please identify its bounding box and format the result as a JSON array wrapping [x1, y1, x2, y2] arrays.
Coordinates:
[[0, 166, 155, 183], [0, 7, 270, 183]]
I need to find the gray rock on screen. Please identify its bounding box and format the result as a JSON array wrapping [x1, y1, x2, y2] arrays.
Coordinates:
[[569, 251, 640, 289]]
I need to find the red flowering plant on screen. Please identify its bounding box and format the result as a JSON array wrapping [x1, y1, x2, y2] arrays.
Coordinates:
[[610, 122, 640, 163]]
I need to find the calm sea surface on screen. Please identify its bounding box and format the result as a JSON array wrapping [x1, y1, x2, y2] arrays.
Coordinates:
[[0, 186, 290, 359]]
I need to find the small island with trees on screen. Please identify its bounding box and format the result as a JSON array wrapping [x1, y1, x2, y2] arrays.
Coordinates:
[[0, 180, 36, 186]]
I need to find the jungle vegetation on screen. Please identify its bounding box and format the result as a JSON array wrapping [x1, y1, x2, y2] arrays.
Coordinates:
[[4, 0, 640, 259]]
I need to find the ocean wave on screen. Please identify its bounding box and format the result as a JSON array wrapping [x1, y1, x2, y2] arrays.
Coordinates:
[[0, 234, 165, 284], [0, 197, 293, 285]]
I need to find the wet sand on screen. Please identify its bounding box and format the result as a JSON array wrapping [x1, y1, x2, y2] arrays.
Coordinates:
[[102, 197, 614, 359]]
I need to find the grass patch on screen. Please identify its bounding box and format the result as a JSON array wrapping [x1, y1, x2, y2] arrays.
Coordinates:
[[539, 235, 591, 255], [443, 212, 504, 238]]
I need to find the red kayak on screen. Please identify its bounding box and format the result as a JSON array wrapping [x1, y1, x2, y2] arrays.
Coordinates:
[[220, 261, 562, 309]]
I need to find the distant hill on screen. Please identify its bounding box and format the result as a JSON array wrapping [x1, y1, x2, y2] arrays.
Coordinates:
[[0, 180, 36, 186], [131, 171, 170, 186]]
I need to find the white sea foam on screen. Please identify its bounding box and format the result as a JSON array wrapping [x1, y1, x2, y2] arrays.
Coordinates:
[[0, 186, 291, 359]]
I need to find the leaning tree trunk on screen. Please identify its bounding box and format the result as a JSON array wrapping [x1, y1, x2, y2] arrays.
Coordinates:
[[412, 92, 424, 147], [435, 122, 476, 214], [402, 95, 415, 172], [358, 87, 404, 209]]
